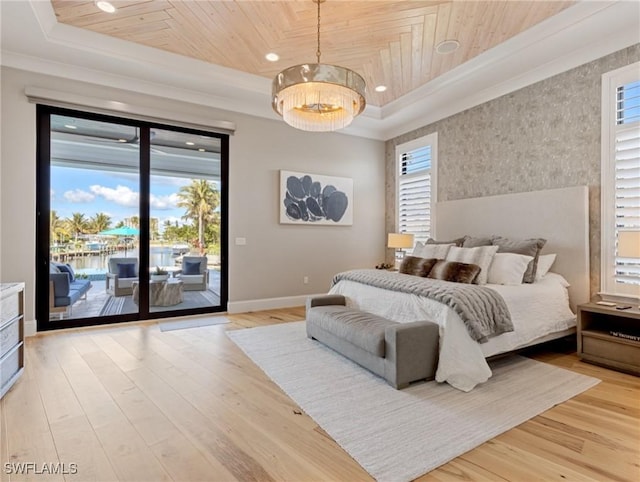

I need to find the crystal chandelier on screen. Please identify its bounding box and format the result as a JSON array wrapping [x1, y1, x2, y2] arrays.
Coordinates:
[[272, 0, 366, 132]]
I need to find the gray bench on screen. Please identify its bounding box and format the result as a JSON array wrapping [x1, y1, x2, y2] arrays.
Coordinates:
[[306, 295, 439, 389]]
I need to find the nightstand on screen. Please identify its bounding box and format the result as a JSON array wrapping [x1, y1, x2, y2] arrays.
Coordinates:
[[577, 303, 640, 376]]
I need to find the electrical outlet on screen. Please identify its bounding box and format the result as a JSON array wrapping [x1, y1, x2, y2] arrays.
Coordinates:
[[303, 276, 309, 284]]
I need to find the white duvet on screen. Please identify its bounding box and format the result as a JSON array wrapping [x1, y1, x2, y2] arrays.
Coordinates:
[[328, 272, 576, 392]]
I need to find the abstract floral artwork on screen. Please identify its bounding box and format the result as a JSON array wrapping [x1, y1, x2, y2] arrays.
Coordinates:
[[280, 170, 353, 225]]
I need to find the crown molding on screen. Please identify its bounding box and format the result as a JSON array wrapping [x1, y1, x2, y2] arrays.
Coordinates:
[[1, 1, 638, 141]]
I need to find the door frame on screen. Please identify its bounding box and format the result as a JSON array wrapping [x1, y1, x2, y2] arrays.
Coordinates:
[[36, 105, 229, 331]]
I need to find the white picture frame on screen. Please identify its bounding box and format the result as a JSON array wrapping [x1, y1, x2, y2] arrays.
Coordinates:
[[279, 170, 353, 226]]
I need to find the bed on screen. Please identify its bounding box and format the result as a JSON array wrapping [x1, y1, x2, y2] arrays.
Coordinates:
[[329, 186, 590, 391]]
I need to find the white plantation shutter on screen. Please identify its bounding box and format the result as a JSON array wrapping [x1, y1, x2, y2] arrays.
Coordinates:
[[602, 65, 640, 298], [614, 81, 640, 286], [396, 134, 437, 247]]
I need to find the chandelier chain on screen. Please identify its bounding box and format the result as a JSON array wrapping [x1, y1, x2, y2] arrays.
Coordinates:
[[316, 0, 321, 63]]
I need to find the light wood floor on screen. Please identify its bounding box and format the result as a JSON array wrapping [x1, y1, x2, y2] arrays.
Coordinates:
[[2, 308, 639, 481]]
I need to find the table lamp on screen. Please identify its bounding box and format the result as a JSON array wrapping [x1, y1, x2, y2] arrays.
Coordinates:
[[618, 230, 640, 307], [387, 233, 415, 269]]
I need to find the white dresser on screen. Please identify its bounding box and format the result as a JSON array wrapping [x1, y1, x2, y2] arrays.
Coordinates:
[[0, 283, 25, 399]]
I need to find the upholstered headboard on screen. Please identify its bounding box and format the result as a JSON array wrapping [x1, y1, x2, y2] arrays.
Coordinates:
[[435, 186, 590, 313]]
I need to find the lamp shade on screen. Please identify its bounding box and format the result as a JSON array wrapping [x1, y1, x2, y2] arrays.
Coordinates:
[[618, 230, 640, 258], [387, 233, 414, 249]]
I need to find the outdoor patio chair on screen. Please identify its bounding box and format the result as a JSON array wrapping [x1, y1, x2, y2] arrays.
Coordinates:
[[106, 257, 139, 296], [175, 256, 208, 291]]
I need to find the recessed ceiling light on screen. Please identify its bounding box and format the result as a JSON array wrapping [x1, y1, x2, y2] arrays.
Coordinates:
[[117, 139, 127, 143], [435, 39, 460, 55], [64, 124, 77, 129], [265, 53, 280, 62], [185, 141, 195, 146], [374, 85, 387, 93], [198, 148, 206, 152], [95, 1, 116, 13]]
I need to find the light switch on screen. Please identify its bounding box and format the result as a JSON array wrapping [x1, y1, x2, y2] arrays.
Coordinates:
[[235, 237, 247, 246]]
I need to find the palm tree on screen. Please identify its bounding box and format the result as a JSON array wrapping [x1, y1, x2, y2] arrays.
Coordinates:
[[176, 180, 219, 250], [89, 212, 111, 234], [50, 210, 68, 244], [65, 212, 88, 244]]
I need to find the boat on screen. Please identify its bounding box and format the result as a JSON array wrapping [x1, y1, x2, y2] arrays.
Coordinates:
[[85, 242, 108, 251], [172, 243, 190, 256]]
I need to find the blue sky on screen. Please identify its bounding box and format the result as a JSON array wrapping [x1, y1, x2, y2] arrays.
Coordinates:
[[51, 166, 194, 229]]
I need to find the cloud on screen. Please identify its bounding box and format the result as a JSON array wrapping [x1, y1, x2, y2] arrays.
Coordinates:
[[90, 184, 138, 207], [64, 189, 95, 203], [150, 192, 179, 210], [151, 175, 191, 187]]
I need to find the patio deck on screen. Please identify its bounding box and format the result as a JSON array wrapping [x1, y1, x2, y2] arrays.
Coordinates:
[[51, 269, 222, 321]]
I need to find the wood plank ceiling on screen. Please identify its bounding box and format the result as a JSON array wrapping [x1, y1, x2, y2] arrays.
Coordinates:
[[51, 1, 574, 107]]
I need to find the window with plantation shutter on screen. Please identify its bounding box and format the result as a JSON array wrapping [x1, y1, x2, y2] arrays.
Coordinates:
[[601, 63, 640, 299], [396, 133, 437, 248]]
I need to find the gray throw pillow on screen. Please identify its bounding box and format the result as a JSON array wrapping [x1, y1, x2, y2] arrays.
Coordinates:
[[426, 236, 466, 247], [491, 236, 547, 283], [427, 260, 481, 284], [462, 236, 493, 248], [399, 256, 437, 277]]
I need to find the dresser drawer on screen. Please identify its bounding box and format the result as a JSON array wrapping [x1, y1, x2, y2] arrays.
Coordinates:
[[0, 343, 23, 394], [0, 316, 21, 359], [0, 292, 20, 325]]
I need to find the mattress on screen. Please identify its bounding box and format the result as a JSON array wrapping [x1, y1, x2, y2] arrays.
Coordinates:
[[329, 272, 575, 391]]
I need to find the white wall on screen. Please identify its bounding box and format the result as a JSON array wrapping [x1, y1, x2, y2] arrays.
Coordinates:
[[0, 66, 385, 326]]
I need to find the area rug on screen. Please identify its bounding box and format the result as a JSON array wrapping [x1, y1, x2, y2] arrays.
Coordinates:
[[228, 321, 600, 482], [159, 316, 229, 332], [99, 289, 220, 316]]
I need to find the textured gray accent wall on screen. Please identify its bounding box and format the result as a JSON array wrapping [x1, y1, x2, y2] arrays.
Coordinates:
[[386, 44, 640, 297]]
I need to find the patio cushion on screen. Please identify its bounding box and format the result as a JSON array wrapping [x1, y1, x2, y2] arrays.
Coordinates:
[[180, 274, 204, 284], [54, 262, 75, 281], [117, 263, 136, 278], [183, 260, 201, 275]]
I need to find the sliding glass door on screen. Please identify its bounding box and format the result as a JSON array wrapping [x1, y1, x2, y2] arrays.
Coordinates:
[[36, 106, 228, 330], [148, 128, 222, 314]]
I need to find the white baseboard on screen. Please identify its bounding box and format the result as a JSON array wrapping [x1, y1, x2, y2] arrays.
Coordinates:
[[24, 319, 37, 337], [227, 294, 324, 314]]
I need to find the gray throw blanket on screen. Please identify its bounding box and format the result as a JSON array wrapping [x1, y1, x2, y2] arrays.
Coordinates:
[[331, 269, 513, 343]]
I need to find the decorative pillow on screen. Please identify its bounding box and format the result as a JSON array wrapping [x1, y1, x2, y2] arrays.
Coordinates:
[[399, 256, 437, 277], [426, 236, 466, 247], [445, 245, 499, 285], [491, 236, 547, 283], [117, 263, 136, 278], [462, 236, 493, 248], [183, 260, 201, 275], [487, 253, 533, 285], [413, 243, 453, 260], [410, 241, 425, 256], [427, 260, 481, 284], [55, 263, 75, 282], [50, 263, 61, 274], [535, 254, 557, 280]]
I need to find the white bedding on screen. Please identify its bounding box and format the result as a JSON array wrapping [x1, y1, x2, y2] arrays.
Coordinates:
[[328, 272, 575, 392]]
